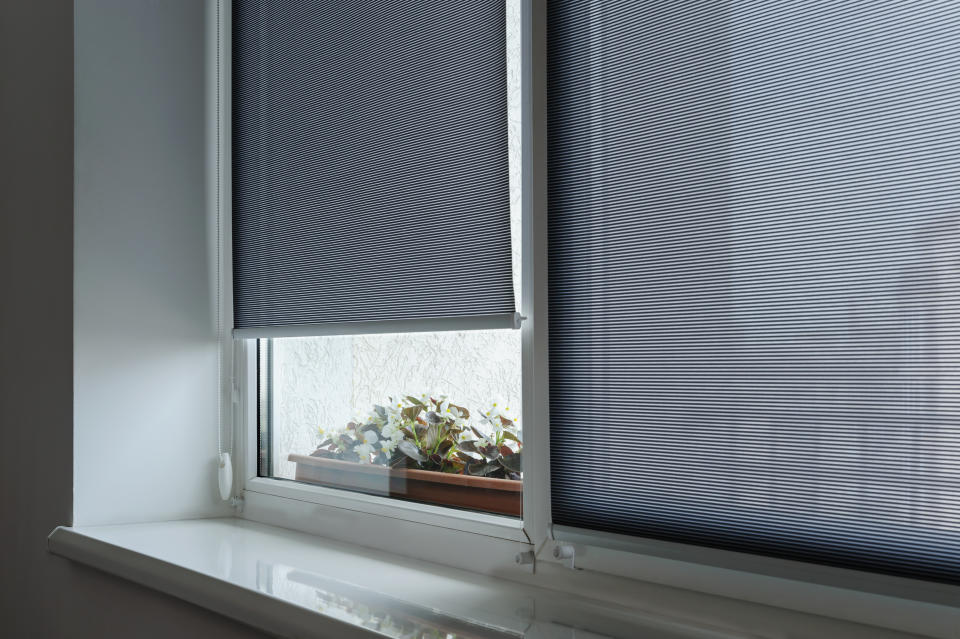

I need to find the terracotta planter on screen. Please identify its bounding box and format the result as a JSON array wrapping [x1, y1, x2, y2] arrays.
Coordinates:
[[288, 454, 522, 517]]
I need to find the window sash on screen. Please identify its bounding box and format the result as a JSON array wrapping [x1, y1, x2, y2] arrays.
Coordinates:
[[222, 3, 960, 628]]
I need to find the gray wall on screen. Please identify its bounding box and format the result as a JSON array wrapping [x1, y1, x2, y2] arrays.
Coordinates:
[[0, 1, 266, 636], [73, 0, 233, 527]]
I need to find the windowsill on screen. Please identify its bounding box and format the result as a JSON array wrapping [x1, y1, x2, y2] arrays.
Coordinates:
[[49, 519, 532, 638], [47, 518, 952, 639]]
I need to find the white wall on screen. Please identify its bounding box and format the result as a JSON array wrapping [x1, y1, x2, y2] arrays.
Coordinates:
[[0, 1, 266, 636], [73, 0, 232, 525], [271, 330, 523, 479]]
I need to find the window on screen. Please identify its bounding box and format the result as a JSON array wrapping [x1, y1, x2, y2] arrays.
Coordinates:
[[229, 0, 960, 612], [233, 0, 525, 517], [258, 329, 523, 515], [547, 0, 960, 585]]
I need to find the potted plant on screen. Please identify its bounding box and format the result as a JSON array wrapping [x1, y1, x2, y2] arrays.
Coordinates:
[[288, 395, 523, 516]]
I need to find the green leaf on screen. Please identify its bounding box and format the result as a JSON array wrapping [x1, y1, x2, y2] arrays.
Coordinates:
[[458, 440, 479, 454], [467, 462, 501, 477], [422, 424, 439, 449], [397, 440, 426, 463], [500, 452, 522, 473], [480, 444, 501, 460], [405, 395, 425, 407], [456, 452, 481, 464], [450, 403, 470, 419], [501, 431, 521, 444], [373, 405, 387, 420]]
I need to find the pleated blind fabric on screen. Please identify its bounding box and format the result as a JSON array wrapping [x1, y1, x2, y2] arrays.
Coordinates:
[[548, 0, 960, 583], [232, 1, 514, 335]]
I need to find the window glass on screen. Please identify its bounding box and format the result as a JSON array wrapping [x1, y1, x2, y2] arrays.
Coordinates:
[[260, 330, 522, 515], [546, 0, 960, 582], [258, 1, 523, 516]]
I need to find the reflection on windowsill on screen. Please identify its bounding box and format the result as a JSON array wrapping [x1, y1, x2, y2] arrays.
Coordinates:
[[275, 566, 521, 639]]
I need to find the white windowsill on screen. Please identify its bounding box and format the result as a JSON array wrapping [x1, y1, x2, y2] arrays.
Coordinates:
[[49, 519, 531, 638], [46, 518, 950, 639]]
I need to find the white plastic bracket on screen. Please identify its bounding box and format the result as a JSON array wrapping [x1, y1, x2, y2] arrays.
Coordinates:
[[218, 452, 233, 501], [515, 550, 536, 574], [553, 543, 576, 570]]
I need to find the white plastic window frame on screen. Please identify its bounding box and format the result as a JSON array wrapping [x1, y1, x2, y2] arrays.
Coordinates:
[[220, 0, 539, 563], [219, 2, 960, 634]]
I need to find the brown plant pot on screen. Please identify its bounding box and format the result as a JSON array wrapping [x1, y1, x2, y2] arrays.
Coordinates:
[[288, 454, 522, 517]]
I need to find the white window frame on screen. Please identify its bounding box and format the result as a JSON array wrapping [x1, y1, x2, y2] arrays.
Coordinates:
[[218, 2, 960, 635], [220, 0, 537, 563]]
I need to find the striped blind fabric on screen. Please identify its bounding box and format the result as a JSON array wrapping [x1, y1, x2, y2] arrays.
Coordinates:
[[232, 1, 514, 335], [548, 1, 960, 583]]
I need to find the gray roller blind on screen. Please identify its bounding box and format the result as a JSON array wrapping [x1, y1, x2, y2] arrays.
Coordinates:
[[232, 0, 515, 336], [548, 0, 960, 583]]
